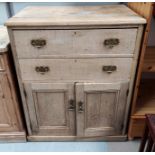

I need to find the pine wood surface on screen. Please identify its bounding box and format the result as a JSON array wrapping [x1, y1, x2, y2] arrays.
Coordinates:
[[134, 79, 155, 116], [128, 2, 154, 139], [5, 5, 146, 26], [128, 2, 153, 115], [0, 26, 26, 142], [143, 47, 155, 72]]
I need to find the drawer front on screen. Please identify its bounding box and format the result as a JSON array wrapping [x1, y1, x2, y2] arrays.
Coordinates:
[[19, 58, 132, 82], [13, 29, 137, 58], [129, 118, 146, 138]]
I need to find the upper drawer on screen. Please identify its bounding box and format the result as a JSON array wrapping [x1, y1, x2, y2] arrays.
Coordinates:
[[19, 58, 132, 82], [13, 29, 137, 58]]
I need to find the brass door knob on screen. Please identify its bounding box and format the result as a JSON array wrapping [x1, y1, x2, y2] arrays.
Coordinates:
[[68, 99, 75, 111], [78, 101, 84, 113]]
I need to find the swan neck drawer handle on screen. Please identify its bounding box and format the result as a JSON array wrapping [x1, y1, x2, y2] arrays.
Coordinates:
[[31, 39, 46, 48], [102, 65, 117, 74], [35, 66, 50, 74], [104, 38, 119, 49]]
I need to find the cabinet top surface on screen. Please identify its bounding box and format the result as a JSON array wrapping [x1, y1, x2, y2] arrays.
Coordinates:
[[0, 26, 9, 53], [5, 5, 146, 27]]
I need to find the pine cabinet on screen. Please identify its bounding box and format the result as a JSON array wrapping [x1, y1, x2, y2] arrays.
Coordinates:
[[6, 5, 146, 141]]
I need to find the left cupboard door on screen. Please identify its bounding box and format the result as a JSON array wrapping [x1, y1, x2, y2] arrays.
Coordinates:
[[24, 82, 76, 136]]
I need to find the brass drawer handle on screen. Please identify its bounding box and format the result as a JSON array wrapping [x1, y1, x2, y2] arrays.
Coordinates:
[[78, 101, 84, 113], [68, 99, 75, 111], [35, 66, 50, 74], [31, 39, 46, 48], [104, 38, 119, 49], [102, 65, 117, 74]]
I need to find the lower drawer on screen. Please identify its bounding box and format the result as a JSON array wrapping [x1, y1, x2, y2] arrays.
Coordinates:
[[19, 58, 133, 82], [128, 117, 146, 139]]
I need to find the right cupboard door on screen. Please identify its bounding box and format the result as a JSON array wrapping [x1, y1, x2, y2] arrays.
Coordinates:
[[76, 82, 129, 137]]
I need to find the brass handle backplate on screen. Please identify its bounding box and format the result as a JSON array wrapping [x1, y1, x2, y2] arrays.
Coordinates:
[[78, 101, 84, 113], [68, 99, 75, 111], [31, 39, 46, 48], [102, 65, 117, 74], [35, 66, 50, 74], [104, 38, 119, 49]]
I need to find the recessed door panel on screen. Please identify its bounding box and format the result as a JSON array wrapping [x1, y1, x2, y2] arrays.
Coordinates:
[[76, 82, 129, 137]]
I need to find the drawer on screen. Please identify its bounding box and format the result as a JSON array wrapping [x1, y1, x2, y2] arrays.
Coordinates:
[[13, 29, 137, 58], [19, 58, 133, 82], [129, 118, 146, 138]]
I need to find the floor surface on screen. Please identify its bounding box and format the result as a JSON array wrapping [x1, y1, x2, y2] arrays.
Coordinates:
[[0, 140, 140, 152]]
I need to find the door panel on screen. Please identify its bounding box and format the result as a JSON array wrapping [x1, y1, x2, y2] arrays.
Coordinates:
[[86, 92, 117, 128], [24, 82, 75, 136], [76, 82, 129, 137], [0, 74, 18, 132], [35, 92, 66, 126]]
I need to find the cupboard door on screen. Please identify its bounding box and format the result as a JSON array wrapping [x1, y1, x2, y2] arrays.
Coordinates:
[[0, 74, 18, 132], [76, 82, 129, 137], [24, 82, 75, 136]]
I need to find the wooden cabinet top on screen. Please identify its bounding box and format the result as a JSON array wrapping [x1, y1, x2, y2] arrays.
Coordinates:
[[0, 26, 9, 53], [5, 5, 146, 27]]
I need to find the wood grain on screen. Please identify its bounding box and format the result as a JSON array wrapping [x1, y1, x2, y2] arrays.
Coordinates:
[[0, 73, 17, 132], [128, 118, 146, 139], [143, 46, 155, 72], [0, 26, 25, 141], [5, 5, 146, 27], [128, 2, 153, 115], [128, 2, 153, 19], [128, 2, 154, 139], [134, 79, 155, 116]]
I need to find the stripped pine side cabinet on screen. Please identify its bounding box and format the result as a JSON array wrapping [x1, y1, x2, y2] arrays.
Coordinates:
[[0, 26, 26, 142], [5, 5, 146, 141]]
